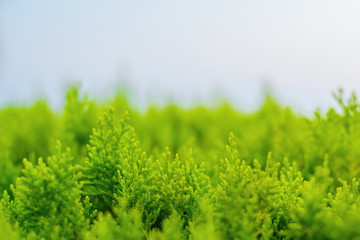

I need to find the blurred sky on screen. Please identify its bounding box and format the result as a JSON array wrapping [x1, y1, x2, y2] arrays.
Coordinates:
[[1, 1, 360, 114]]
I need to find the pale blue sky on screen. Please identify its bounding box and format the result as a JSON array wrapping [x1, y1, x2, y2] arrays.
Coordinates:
[[1, 1, 360, 113]]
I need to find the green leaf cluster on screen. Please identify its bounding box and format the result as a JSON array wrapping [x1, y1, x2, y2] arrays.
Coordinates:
[[2, 87, 360, 239]]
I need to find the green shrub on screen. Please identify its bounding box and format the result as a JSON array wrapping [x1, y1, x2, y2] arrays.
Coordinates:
[[83, 108, 212, 233], [84, 203, 143, 240], [1, 88, 360, 239], [5, 142, 86, 239], [0, 206, 21, 240]]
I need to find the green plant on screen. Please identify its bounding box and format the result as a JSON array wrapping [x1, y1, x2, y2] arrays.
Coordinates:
[[1, 87, 360, 239], [5, 142, 86, 239]]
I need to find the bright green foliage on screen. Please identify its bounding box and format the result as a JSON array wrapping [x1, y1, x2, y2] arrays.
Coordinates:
[[216, 134, 285, 239], [82, 108, 143, 212], [0, 150, 19, 195], [62, 87, 98, 160], [305, 90, 360, 182], [83, 108, 211, 231], [0, 206, 21, 240], [6, 142, 86, 239], [288, 177, 360, 240], [84, 204, 143, 240], [3, 87, 360, 239], [142, 148, 212, 231], [63, 87, 98, 146], [189, 200, 220, 240], [147, 213, 184, 240], [0, 102, 57, 164]]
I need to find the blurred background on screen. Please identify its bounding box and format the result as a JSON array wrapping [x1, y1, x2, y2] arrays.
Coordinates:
[[1, 0, 360, 114]]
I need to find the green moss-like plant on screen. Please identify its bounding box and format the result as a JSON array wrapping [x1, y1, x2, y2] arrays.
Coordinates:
[[1, 87, 360, 239], [6, 142, 86, 239]]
